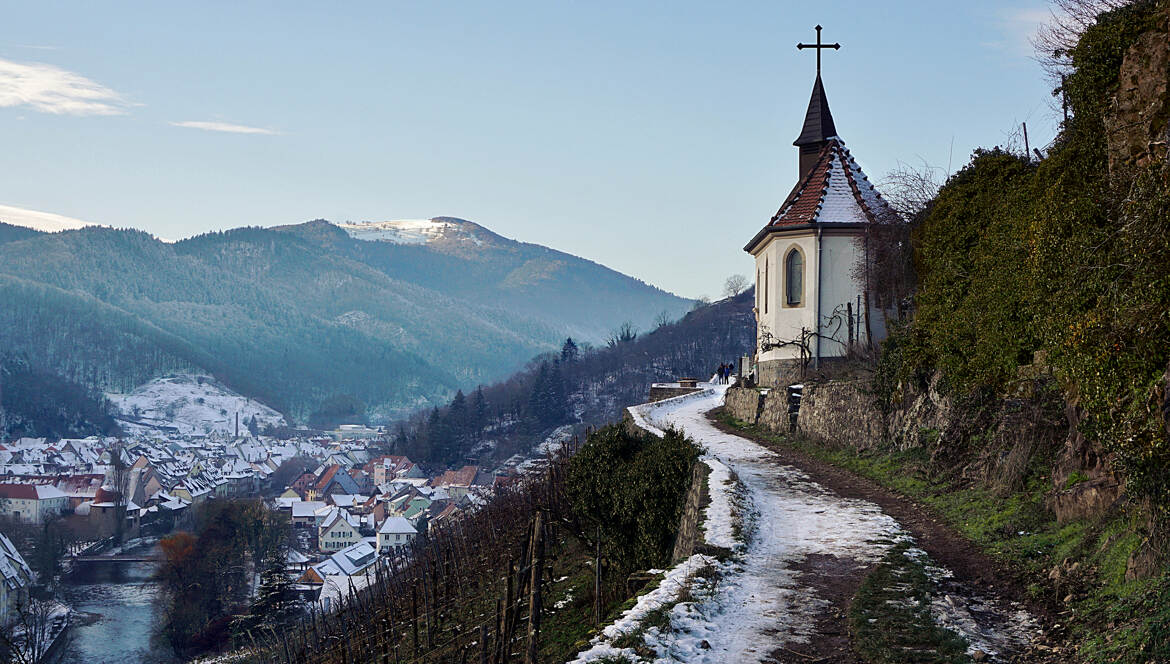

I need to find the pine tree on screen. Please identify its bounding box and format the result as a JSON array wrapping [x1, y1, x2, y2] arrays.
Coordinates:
[[561, 337, 579, 363], [231, 553, 303, 642]]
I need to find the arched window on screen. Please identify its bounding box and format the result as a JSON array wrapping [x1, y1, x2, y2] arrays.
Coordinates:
[[785, 249, 803, 306]]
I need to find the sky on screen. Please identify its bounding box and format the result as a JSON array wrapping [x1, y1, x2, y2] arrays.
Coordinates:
[[0, 1, 1062, 299]]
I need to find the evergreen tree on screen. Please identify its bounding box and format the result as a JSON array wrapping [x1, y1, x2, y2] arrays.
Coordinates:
[[561, 337, 579, 363], [231, 553, 303, 642]]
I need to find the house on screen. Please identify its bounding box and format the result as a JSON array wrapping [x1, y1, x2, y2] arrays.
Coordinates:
[[0, 533, 32, 625], [307, 465, 360, 501], [376, 516, 416, 555], [290, 501, 327, 528], [430, 466, 492, 500], [298, 539, 378, 585], [744, 37, 894, 386], [317, 508, 360, 552], [0, 483, 69, 523]]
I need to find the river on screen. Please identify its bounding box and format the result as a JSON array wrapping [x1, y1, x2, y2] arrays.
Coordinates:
[[58, 544, 173, 664]]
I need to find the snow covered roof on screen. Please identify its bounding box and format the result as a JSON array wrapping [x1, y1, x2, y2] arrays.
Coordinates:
[[378, 516, 417, 535], [744, 138, 896, 254], [0, 533, 32, 591], [291, 500, 327, 517]]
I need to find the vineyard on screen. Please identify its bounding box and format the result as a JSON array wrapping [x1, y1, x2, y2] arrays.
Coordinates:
[[224, 423, 699, 664]]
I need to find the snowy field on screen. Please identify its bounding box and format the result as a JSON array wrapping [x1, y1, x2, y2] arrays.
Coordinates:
[[572, 383, 1038, 663], [108, 374, 286, 437]]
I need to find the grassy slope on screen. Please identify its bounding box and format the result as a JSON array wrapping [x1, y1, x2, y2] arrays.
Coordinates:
[[718, 410, 1170, 663]]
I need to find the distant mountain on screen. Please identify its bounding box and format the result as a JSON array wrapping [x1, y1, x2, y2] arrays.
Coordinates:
[[276, 217, 690, 343], [0, 218, 691, 424]]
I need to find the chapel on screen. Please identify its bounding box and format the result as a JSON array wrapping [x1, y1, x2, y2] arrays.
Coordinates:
[[743, 26, 895, 386]]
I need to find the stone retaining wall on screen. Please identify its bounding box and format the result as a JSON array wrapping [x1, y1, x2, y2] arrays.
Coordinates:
[[670, 461, 710, 564], [796, 380, 884, 451], [725, 382, 884, 450]]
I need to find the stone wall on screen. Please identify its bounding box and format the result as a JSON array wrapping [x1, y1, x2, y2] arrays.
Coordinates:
[[724, 387, 764, 424], [670, 461, 710, 564], [796, 380, 884, 451]]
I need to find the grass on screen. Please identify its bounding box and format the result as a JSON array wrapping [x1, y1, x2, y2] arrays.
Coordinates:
[[717, 409, 1170, 664], [849, 542, 972, 664]]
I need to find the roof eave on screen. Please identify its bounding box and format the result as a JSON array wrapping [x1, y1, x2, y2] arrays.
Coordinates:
[[743, 221, 870, 254]]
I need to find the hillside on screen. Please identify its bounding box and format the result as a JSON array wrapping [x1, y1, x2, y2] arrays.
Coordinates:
[[0, 217, 692, 425], [390, 289, 755, 464], [275, 217, 693, 343]]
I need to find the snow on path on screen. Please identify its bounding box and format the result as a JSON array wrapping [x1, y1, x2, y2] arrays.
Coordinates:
[[572, 382, 1038, 663], [635, 384, 905, 662]]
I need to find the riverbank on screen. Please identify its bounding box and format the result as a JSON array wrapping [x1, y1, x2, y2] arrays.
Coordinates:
[[58, 541, 169, 664]]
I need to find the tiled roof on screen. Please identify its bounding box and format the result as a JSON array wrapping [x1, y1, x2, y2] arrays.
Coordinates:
[[746, 138, 894, 253]]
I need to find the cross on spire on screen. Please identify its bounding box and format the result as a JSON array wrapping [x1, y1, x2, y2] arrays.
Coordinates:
[[797, 25, 840, 76]]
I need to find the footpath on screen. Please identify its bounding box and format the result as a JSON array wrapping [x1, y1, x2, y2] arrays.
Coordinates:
[[573, 383, 1043, 664]]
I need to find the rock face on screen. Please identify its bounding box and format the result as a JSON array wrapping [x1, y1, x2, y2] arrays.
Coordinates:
[[1106, 8, 1170, 175], [1046, 400, 1125, 523]]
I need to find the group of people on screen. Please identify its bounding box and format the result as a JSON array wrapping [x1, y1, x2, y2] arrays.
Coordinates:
[[715, 362, 735, 385]]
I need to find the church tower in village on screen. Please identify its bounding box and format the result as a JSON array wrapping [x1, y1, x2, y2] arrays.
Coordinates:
[[744, 26, 895, 386]]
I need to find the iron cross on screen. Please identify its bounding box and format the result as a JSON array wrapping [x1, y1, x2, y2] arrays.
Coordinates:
[[797, 25, 840, 75]]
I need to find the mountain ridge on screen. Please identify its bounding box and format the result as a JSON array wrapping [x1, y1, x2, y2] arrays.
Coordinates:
[[0, 217, 692, 423]]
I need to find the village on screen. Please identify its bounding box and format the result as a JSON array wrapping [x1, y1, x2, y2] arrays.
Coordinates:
[[0, 419, 553, 639]]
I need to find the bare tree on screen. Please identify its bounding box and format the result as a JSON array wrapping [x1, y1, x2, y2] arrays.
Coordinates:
[[852, 160, 942, 333], [722, 274, 749, 299], [653, 310, 673, 329], [605, 322, 638, 348], [0, 597, 70, 664], [1033, 0, 1131, 81]]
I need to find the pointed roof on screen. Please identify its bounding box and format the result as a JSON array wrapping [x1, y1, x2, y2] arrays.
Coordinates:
[[744, 138, 895, 253], [793, 75, 837, 147]]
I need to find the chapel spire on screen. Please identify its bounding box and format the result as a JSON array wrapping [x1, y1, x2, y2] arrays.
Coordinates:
[[793, 25, 841, 179]]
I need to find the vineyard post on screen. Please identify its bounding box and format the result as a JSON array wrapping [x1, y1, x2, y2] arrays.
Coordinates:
[[594, 523, 603, 624], [524, 511, 545, 664]]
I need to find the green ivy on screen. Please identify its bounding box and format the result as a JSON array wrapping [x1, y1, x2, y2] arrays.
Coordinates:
[[888, 1, 1170, 505]]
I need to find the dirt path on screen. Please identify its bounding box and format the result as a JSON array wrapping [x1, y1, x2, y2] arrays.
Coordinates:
[[628, 385, 1043, 664]]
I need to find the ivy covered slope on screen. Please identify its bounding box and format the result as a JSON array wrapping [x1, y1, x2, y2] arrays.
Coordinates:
[[895, 1, 1170, 509], [0, 217, 692, 423], [876, 1, 1170, 660]]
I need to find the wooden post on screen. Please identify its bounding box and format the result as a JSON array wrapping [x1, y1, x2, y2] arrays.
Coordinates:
[[411, 585, 420, 658], [847, 302, 854, 348], [525, 511, 545, 664], [593, 524, 601, 625], [480, 624, 489, 664], [502, 559, 514, 664]]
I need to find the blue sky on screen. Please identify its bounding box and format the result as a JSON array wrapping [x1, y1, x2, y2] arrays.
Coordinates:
[[0, 1, 1059, 298]]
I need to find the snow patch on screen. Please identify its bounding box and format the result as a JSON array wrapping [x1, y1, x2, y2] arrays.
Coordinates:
[[336, 219, 457, 245], [108, 374, 286, 437]]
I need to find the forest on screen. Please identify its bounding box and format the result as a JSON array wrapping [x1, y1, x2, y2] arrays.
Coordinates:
[[387, 289, 755, 465]]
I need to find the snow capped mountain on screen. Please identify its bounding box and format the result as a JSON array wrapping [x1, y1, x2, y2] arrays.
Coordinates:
[[336, 218, 485, 246], [108, 374, 287, 437], [0, 204, 96, 233]]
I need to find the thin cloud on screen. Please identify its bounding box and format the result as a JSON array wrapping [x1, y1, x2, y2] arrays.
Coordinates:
[[997, 7, 1052, 56], [170, 120, 279, 135], [0, 57, 130, 115], [0, 203, 96, 232]]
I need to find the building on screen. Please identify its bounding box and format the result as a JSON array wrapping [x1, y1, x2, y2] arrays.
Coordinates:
[[376, 515, 417, 554], [0, 533, 33, 624], [317, 508, 360, 552], [744, 30, 895, 386], [0, 483, 69, 523]]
